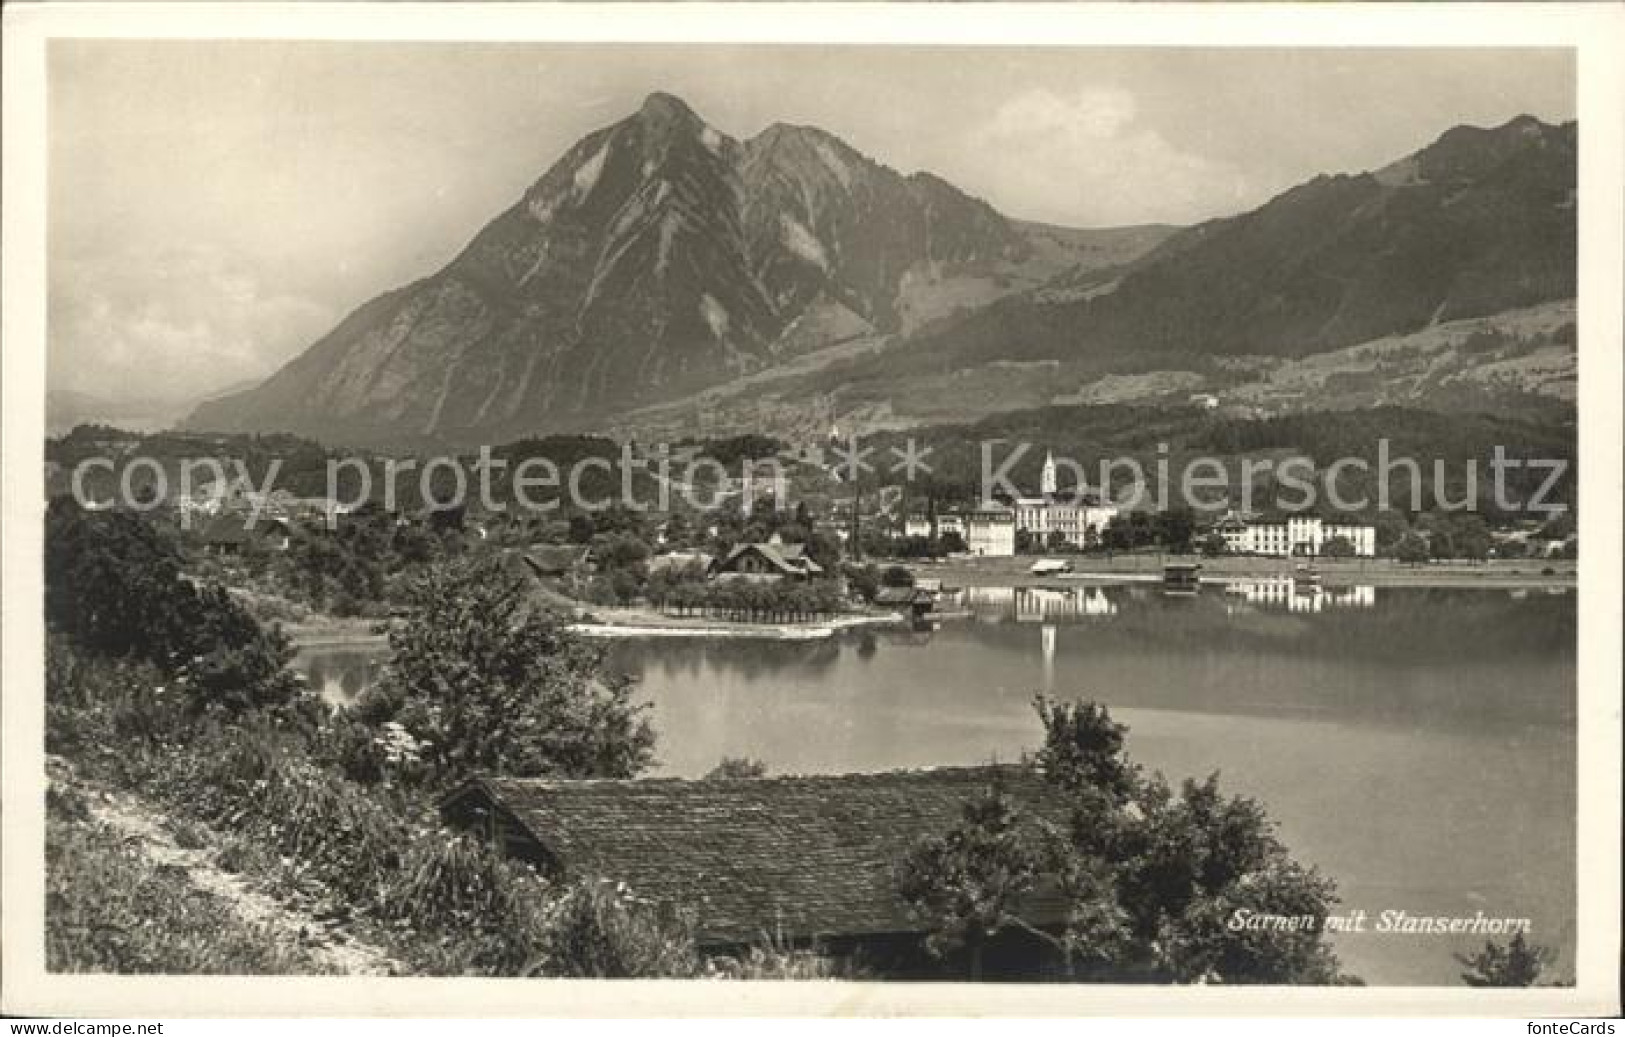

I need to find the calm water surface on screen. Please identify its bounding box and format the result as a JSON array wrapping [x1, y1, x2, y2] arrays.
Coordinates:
[[299, 583, 1576, 986]]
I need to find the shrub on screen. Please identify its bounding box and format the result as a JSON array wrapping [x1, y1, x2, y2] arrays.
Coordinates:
[[708, 929, 850, 979], [531, 879, 699, 978], [377, 558, 655, 784]]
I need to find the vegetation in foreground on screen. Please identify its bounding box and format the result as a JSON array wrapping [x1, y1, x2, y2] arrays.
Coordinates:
[[46, 783, 336, 976]]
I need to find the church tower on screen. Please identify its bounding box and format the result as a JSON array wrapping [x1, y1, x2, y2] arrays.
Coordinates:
[[1041, 450, 1058, 497]]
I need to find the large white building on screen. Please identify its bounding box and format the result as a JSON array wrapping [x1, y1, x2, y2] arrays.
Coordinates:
[[1215, 513, 1376, 557], [963, 506, 1016, 557], [1011, 452, 1119, 549], [901, 451, 1113, 558]]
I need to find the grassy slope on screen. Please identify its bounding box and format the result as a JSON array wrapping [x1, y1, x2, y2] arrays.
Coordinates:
[[46, 799, 336, 975]]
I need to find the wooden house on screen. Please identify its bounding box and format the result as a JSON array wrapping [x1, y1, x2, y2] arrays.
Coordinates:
[[873, 585, 936, 619], [1162, 562, 1203, 595], [709, 536, 824, 582], [198, 514, 291, 555], [438, 765, 1075, 978], [522, 544, 595, 580]]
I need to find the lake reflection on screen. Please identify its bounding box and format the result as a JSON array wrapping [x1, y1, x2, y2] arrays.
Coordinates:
[[297, 584, 1576, 986]]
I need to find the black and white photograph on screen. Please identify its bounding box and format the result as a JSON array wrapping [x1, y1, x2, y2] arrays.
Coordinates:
[[3, 1, 1621, 1021]]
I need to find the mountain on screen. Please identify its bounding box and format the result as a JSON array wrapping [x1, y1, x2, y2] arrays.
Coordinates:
[[842, 114, 1575, 376], [187, 93, 1157, 448], [47, 383, 261, 438], [637, 114, 1575, 437]]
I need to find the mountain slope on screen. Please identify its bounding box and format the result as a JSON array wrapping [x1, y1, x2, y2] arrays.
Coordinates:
[[605, 115, 1576, 441], [877, 115, 1576, 374], [187, 93, 1131, 448]]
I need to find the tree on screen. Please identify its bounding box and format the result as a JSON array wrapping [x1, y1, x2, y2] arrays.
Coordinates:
[[899, 698, 1355, 984], [1372, 511, 1411, 554], [1117, 773, 1346, 984], [895, 781, 1055, 980], [1153, 509, 1196, 554], [881, 565, 915, 589], [844, 563, 881, 604], [1457, 933, 1556, 987], [1034, 697, 1139, 805], [1321, 535, 1355, 559], [567, 513, 596, 543], [1447, 514, 1492, 562], [594, 532, 651, 576], [377, 557, 656, 784], [44, 499, 303, 716], [1395, 533, 1431, 566], [46, 499, 192, 663], [706, 757, 767, 780], [1200, 532, 1228, 558], [802, 530, 843, 573], [939, 530, 968, 555]]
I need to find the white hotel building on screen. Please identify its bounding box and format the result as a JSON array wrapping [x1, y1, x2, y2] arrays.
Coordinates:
[[903, 451, 1115, 558], [1011, 452, 1119, 549], [1215, 513, 1377, 558]]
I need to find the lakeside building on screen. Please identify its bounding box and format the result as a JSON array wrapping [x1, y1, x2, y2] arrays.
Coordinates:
[[1008, 452, 1119, 549], [1214, 512, 1377, 557], [963, 506, 1017, 557], [902, 513, 966, 540], [901, 451, 1112, 558], [439, 766, 1076, 978], [709, 534, 825, 582], [197, 514, 291, 554]]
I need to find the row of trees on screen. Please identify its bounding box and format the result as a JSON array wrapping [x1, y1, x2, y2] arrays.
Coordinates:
[[645, 578, 847, 624]]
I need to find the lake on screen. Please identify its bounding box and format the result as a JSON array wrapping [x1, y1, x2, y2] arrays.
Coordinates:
[[296, 582, 1576, 986]]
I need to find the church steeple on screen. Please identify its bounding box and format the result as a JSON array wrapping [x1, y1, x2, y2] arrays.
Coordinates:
[[1041, 450, 1058, 496]]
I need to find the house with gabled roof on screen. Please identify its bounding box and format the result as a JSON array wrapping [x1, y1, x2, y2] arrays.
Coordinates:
[[438, 765, 1075, 977], [197, 514, 291, 554], [709, 533, 825, 582], [522, 544, 595, 580]]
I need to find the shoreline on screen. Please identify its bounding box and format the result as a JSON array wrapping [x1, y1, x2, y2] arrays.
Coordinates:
[[569, 612, 903, 640], [913, 557, 1577, 591]]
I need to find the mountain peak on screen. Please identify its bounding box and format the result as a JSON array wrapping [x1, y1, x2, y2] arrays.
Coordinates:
[[638, 91, 701, 124]]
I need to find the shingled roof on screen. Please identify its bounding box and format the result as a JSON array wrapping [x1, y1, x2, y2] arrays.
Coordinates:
[[522, 544, 593, 577], [712, 540, 825, 578], [440, 765, 1070, 947]]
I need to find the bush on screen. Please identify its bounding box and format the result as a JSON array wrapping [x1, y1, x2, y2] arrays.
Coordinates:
[[708, 930, 851, 979], [377, 557, 656, 784], [531, 879, 699, 978], [382, 835, 559, 974]]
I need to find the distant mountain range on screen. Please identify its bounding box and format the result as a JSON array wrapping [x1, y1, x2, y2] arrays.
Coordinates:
[[186, 93, 1167, 448], [183, 97, 1575, 449], [48, 383, 259, 438]]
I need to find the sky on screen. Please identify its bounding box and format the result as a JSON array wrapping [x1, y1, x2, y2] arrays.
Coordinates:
[[47, 42, 1574, 404]]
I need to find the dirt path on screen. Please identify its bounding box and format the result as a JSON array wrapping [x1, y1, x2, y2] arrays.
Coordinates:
[[80, 783, 402, 976]]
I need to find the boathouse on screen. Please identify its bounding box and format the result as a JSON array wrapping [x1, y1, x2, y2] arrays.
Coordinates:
[[438, 766, 1074, 977], [873, 585, 936, 618], [1163, 562, 1203, 593]]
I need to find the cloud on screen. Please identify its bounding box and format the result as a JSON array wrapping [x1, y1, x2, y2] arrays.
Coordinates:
[[48, 243, 334, 404], [967, 87, 1254, 227]]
